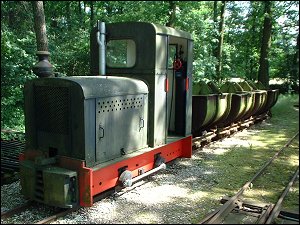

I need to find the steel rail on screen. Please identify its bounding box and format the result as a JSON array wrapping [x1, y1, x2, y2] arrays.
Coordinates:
[[198, 131, 299, 224], [34, 207, 80, 224], [192, 114, 268, 147], [1, 201, 33, 219], [264, 166, 299, 224]]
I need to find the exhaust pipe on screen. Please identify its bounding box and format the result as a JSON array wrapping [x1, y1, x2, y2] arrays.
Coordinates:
[[96, 21, 106, 76]]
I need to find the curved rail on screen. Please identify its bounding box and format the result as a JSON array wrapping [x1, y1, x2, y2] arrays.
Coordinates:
[[198, 131, 299, 224]]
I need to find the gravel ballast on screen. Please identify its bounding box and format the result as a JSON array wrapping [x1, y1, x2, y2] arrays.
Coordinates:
[[1, 124, 298, 224]]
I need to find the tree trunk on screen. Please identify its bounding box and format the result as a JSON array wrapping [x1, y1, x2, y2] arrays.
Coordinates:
[[90, 1, 94, 29], [249, 1, 258, 81], [212, 1, 218, 63], [215, 1, 226, 82], [32, 1, 49, 52], [166, 1, 176, 28], [84, 0, 87, 29], [78, 1, 82, 24], [8, 1, 15, 28], [213, 1, 218, 25], [290, 32, 299, 87], [258, 1, 272, 88], [66, 1, 71, 30]]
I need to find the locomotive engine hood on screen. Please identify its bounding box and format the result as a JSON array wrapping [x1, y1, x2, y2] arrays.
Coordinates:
[[63, 76, 148, 98], [24, 76, 148, 166], [27, 76, 148, 99]]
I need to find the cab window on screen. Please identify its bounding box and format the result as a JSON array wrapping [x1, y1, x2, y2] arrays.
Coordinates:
[[106, 39, 136, 68]]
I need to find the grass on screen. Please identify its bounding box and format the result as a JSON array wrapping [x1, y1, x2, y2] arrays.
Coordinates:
[[192, 94, 299, 222]]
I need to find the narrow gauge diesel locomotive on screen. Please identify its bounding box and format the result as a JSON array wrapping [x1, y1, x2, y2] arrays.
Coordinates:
[[20, 21, 194, 208], [19, 21, 279, 209]]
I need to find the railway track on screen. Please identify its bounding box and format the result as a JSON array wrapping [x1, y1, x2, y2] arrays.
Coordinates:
[[1, 113, 282, 224], [1, 201, 33, 219], [0, 200, 77, 224], [1, 139, 25, 171], [0, 180, 145, 223], [1, 130, 25, 185], [198, 131, 299, 224], [192, 113, 268, 148]]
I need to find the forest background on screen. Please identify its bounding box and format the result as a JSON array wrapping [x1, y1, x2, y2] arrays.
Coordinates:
[[1, 1, 299, 132]]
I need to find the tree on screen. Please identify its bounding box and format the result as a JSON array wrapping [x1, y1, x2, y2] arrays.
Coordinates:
[[213, 1, 218, 24], [166, 1, 176, 27], [258, 1, 272, 88], [32, 1, 49, 51], [90, 1, 94, 29], [248, 1, 261, 81], [1, 1, 299, 130], [215, 1, 226, 82], [290, 32, 299, 89]]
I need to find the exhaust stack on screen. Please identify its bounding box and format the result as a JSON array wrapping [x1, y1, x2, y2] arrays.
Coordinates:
[[96, 21, 106, 75], [32, 51, 54, 78]]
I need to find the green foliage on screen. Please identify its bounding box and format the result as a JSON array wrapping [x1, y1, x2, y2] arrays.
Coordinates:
[[1, 130, 25, 141], [270, 82, 299, 94], [1, 1, 299, 131], [97, 1, 170, 24], [48, 28, 90, 76], [1, 26, 36, 131], [175, 1, 218, 81]]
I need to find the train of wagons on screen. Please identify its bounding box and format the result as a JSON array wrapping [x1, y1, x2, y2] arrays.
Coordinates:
[[19, 21, 279, 208]]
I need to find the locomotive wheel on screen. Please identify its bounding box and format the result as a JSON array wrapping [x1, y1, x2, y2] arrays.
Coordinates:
[[154, 155, 166, 168], [119, 170, 133, 187]]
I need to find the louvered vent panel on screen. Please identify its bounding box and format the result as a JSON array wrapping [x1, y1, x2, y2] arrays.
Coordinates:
[[34, 86, 70, 134]]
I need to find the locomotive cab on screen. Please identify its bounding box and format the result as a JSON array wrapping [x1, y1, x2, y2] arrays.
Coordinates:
[[91, 22, 194, 147]]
